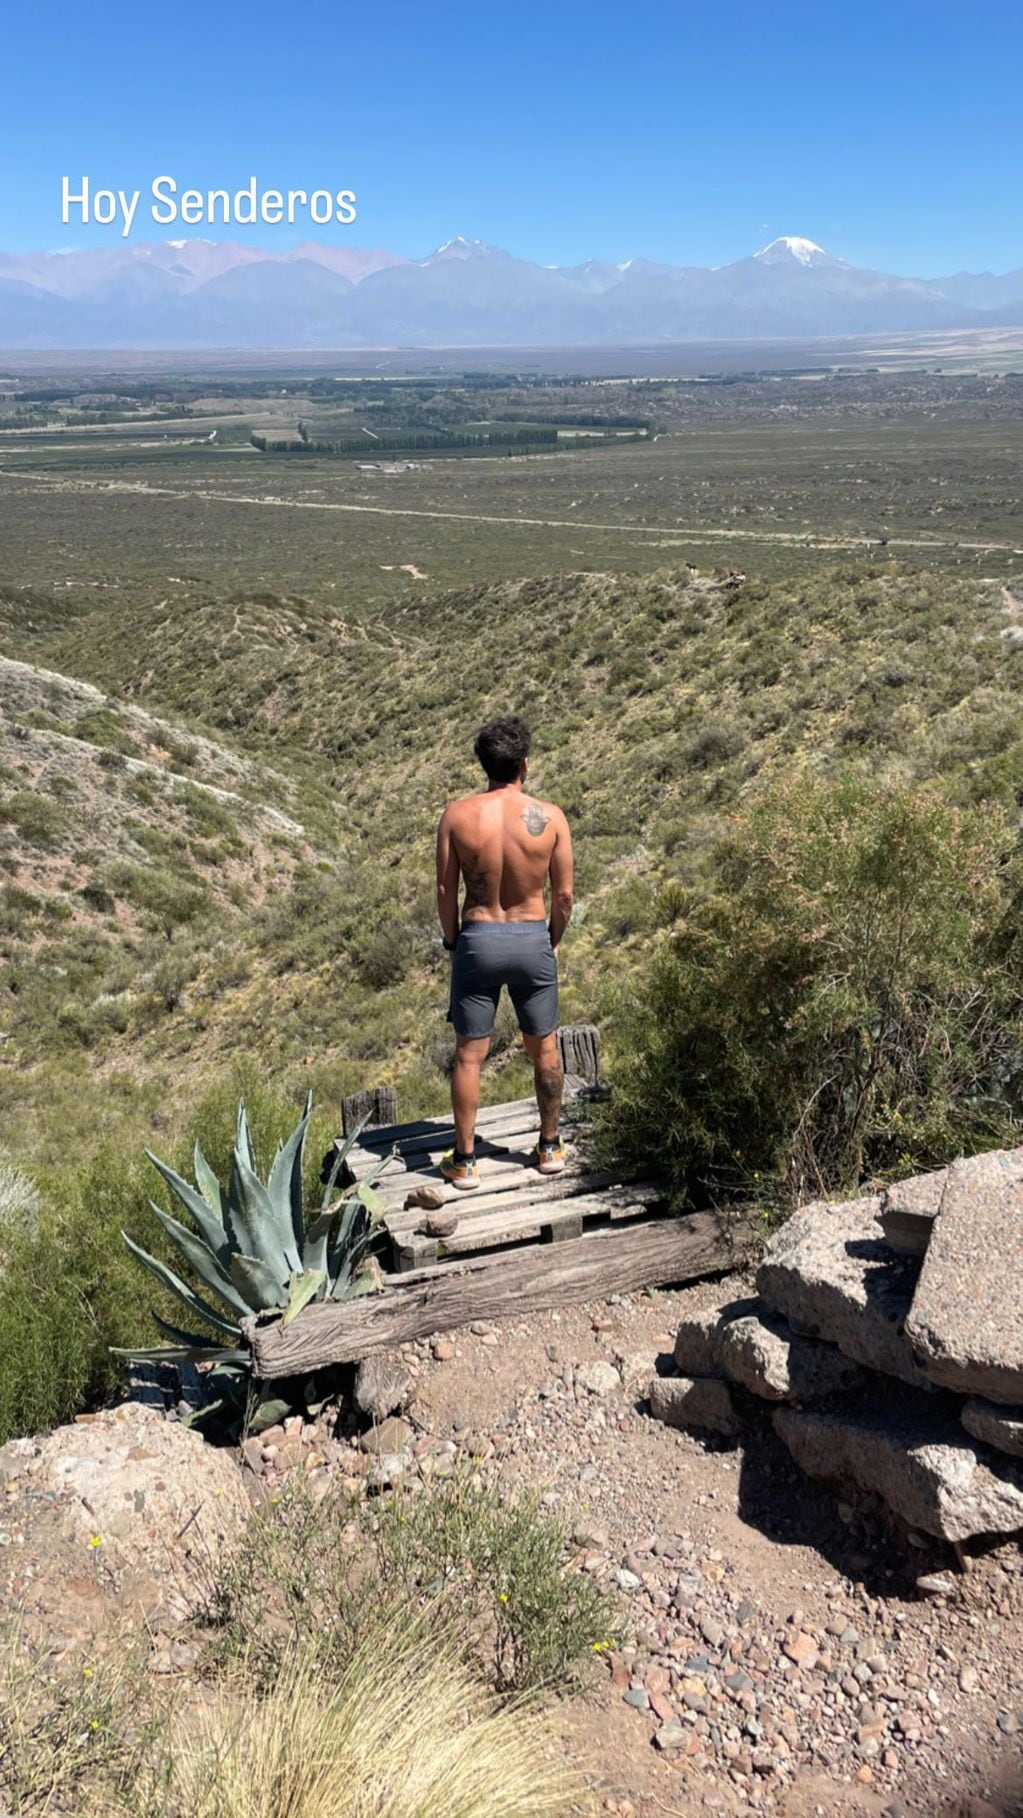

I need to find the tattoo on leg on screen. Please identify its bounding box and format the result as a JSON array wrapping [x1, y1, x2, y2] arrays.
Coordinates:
[[536, 1060, 564, 1136], [522, 803, 551, 837]]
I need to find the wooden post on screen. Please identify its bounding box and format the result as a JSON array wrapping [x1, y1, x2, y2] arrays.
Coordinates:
[[558, 1024, 602, 1086], [342, 1086, 399, 1137]]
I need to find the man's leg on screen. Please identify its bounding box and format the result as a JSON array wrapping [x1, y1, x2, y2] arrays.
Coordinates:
[[522, 1030, 563, 1143], [451, 1034, 490, 1155]]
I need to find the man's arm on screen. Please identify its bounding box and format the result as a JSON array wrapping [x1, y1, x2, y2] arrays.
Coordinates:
[[548, 809, 574, 950], [435, 807, 461, 947]]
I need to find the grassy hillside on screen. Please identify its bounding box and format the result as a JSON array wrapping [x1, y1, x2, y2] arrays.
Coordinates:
[[4, 560, 1023, 1168]]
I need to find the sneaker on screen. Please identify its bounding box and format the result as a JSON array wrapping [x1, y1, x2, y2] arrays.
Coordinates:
[[440, 1149, 481, 1192], [533, 1136, 567, 1175]]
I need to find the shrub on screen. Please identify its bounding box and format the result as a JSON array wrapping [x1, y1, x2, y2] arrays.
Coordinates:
[[0, 1155, 41, 1238], [372, 1471, 616, 1692], [104, 862, 208, 935], [351, 916, 414, 989], [0, 792, 68, 850], [600, 773, 1023, 1211], [204, 1472, 615, 1696], [0, 1627, 164, 1815]]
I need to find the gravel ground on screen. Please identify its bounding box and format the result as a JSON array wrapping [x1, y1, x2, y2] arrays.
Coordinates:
[[240, 1272, 1023, 1817], [7, 1272, 1021, 1816]]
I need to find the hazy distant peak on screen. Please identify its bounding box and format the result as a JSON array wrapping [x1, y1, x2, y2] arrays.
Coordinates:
[[754, 235, 829, 267]]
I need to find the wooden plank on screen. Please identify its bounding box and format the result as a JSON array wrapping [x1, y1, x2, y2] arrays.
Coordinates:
[[382, 1165, 639, 1230], [347, 1097, 538, 1150], [408, 1185, 657, 1258], [246, 1211, 752, 1376], [390, 1184, 660, 1270], [362, 1115, 541, 1165], [374, 1154, 590, 1208], [377, 1146, 596, 1206], [354, 1110, 591, 1168]]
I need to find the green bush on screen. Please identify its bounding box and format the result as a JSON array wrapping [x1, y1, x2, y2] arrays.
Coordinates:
[[0, 792, 69, 850], [600, 773, 1023, 1211]]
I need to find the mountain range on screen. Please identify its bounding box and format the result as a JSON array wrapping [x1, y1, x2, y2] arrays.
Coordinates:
[[2, 234, 1023, 350]]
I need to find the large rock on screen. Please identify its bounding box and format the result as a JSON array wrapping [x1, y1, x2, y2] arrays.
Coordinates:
[[961, 1399, 1023, 1461], [774, 1396, 1023, 1542], [757, 1197, 929, 1388], [878, 1168, 947, 1258], [648, 1374, 742, 1437], [0, 1403, 248, 1594], [718, 1311, 865, 1403], [905, 1150, 1023, 1403], [673, 1295, 758, 1377]]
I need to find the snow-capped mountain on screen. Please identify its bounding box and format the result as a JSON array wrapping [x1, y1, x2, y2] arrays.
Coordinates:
[[0, 234, 1020, 349], [754, 235, 833, 268]]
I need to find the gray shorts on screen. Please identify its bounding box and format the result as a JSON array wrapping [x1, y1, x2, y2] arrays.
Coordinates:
[[448, 919, 558, 1041]]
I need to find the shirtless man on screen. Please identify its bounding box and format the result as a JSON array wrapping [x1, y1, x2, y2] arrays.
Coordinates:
[[435, 715, 574, 1191]]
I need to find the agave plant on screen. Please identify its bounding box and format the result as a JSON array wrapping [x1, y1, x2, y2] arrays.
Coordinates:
[[117, 1094, 388, 1398]]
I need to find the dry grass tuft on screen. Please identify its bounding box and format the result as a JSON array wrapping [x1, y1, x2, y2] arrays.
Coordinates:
[[168, 1617, 589, 1818]]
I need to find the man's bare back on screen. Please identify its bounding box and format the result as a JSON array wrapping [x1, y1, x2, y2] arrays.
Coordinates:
[[437, 787, 572, 936]]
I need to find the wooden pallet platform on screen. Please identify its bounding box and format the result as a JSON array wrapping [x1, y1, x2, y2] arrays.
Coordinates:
[[250, 1091, 753, 1372], [341, 1095, 662, 1270]]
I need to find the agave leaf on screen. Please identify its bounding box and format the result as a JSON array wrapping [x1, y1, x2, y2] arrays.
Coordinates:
[[112, 1343, 249, 1365], [145, 1151, 231, 1263], [364, 1143, 399, 1186], [193, 1142, 228, 1219], [229, 1251, 288, 1311], [236, 1100, 257, 1176], [227, 1147, 296, 1279], [283, 1267, 325, 1326], [266, 1094, 312, 1263], [318, 1113, 370, 1212], [353, 1180, 386, 1217], [120, 1231, 242, 1338], [153, 1312, 235, 1350], [302, 1199, 340, 1276], [248, 1394, 293, 1436], [147, 1202, 253, 1319], [326, 1197, 382, 1299]]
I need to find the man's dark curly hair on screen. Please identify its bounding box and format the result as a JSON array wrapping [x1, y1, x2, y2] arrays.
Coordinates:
[[474, 715, 532, 784]]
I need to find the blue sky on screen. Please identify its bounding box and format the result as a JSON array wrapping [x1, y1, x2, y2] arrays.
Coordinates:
[[3, 0, 1021, 273]]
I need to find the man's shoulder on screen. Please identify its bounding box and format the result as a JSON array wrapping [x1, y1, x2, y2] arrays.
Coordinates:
[[439, 793, 482, 829]]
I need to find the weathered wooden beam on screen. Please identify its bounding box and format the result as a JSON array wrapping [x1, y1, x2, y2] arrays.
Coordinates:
[[245, 1211, 752, 1377]]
